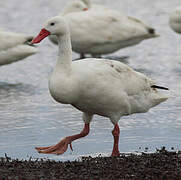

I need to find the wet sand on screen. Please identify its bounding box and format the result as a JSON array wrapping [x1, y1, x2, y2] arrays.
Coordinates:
[[1, 148, 181, 180]]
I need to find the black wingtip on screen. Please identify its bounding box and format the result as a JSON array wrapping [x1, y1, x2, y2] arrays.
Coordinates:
[[151, 85, 169, 90]]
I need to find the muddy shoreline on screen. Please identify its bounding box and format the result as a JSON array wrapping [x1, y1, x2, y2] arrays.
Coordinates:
[[1, 148, 181, 179]]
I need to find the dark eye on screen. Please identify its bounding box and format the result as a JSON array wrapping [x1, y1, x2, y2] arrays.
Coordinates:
[[50, 22, 55, 26]]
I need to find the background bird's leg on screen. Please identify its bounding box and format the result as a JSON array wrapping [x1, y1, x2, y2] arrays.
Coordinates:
[[80, 53, 85, 59]]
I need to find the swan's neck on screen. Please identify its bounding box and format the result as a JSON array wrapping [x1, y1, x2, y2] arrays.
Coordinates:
[[55, 33, 72, 74], [61, 7, 73, 16], [82, 0, 91, 8]]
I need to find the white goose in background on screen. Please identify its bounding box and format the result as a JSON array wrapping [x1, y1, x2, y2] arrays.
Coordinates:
[[31, 16, 169, 156], [49, 1, 88, 46], [0, 30, 37, 66], [169, 7, 181, 34], [50, 1, 159, 58], [64, 9, 159, 58]]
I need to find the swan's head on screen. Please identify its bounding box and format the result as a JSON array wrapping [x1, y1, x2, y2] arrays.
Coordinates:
[[31, 16, 69, 44], [62, 1, 88, 15]]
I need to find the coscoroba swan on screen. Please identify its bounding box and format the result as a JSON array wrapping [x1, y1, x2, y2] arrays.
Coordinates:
[[64, 10, 158, 58], [49, 1, 158, 59], [169, 7, 181, 34], [0, 30, 37, 66], [31, 16, 169, 156]]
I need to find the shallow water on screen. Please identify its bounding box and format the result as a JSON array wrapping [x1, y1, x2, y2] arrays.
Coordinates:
[[0, 0, 181, 160]]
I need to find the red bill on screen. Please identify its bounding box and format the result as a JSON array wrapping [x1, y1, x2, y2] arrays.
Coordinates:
[[31, 28, 50, 44]]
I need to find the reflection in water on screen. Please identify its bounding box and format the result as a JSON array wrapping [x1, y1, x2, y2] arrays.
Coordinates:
[[0, 0, 181, 160], [0, 82, 36, 96], [134, 68, 154, 76]]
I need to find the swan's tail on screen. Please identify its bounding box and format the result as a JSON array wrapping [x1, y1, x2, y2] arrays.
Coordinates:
[[151, 85, 169, 106]]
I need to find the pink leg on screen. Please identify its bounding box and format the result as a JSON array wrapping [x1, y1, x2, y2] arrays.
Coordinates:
[[111, 123, 120, 156], [35, 123, 90, 155]]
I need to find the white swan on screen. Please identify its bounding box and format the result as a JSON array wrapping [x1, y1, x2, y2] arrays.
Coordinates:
[[31, 16, 168, 156], [49, 1, 158, 58], [0, 30, 37, 66], [64, 10, 158, 58], [49, 1, 88, 46], [169, 7, 181, 34]]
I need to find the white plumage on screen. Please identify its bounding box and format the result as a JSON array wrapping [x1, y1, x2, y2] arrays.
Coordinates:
[[65, 11, 158, 57], [49, 1, 158, 58], [32, 16, 168, 156], [0, 30, 37, 66], [50, 59, 167, 117]]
